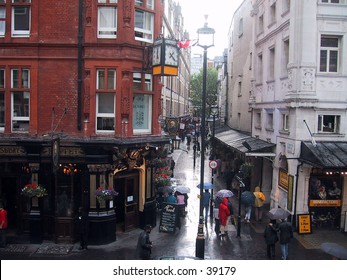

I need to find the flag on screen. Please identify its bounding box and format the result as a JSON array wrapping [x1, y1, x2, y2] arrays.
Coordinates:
[[177, 39, 197, 49]]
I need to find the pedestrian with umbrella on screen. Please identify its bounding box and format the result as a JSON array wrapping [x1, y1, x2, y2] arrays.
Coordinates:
[[241, 191, 255, 223], [218, 197, 230, 237], [263, 219, 279, 259]]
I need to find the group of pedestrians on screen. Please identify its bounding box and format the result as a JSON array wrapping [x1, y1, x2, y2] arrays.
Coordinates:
[[264, 218, 293, 260]]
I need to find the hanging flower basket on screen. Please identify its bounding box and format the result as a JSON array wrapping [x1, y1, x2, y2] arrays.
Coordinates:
[[95, 187, 118, 204], [21, 184, 48, 198], [154, 165, 172, 188]]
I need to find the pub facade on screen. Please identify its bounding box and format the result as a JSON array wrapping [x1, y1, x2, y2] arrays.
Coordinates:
[[0, 0, 170, 244]]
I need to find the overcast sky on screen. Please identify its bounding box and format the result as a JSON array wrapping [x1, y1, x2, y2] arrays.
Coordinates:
[[175, 0, 244, 58]]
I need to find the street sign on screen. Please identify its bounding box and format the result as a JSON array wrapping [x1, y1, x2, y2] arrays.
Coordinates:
[[209, 160, 218, 169]]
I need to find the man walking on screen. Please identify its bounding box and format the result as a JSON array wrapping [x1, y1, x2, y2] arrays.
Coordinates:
[[203, 190, 211, 224], [278, 219, 293, 260]]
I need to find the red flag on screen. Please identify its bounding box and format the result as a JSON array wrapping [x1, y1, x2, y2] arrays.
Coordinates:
[[177, 39, 191, 49]]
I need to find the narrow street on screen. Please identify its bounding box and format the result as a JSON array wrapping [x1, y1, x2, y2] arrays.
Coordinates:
[[2, 144, 346, 260]]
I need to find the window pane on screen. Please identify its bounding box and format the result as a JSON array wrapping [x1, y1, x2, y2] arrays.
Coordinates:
[[13, 92, 29, 117], [99, 7, 116, 29], [144, 74, 152, 91], [97, 70, 105, 89], [22, 69, 29, 88], [321, 37, 338, 47], [12, 69, 19, 88], [0, 69, 4, 88], [133, 94, 150, 130], [107, 70, 116, 90], [98, 93, 114, 114], [14, 7, 30, 31], [329, 50, 338, 72], [0, 92, 4, 128], [97, 117, 114, 131], [320, 50, 327, 72], [0, 7, 5, 36]]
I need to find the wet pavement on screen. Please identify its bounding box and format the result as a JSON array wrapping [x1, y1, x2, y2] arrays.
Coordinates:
[[1, 144, 347, 260]]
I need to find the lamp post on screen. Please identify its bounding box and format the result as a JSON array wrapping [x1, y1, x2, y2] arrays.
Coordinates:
[[209, 105, 218, 218], [235, 174, 245, 238], [195, 16, 215, 259]]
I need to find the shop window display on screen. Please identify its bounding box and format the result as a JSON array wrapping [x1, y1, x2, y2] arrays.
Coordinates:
[[309, 176, 341, 229]]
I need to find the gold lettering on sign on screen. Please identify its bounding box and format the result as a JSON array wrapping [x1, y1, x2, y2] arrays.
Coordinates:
[[0, 146, 26, 155], [41, 147, 85, 157], [60, 147, 85, 157]]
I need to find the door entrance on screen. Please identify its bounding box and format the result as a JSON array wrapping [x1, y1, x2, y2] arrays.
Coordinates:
[[114, 172, 139, 231], [0, 177, 18, 229]]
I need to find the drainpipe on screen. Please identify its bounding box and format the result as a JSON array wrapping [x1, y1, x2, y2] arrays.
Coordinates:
[[293, 161, 304, 230], [77, 0, 83, 131]]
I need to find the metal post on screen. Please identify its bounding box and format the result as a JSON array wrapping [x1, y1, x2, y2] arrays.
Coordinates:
[[236, 176, 245, 238], [195, 47, 207, 259], [210, 114, 216, 218]]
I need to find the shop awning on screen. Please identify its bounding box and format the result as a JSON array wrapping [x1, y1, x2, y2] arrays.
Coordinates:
[[214, 128, 275, 153], [300, 141, 347, 168]]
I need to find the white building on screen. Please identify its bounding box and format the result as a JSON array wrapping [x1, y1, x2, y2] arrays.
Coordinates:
[[224, 0, 347, 231], [161, 0, 191, 118]]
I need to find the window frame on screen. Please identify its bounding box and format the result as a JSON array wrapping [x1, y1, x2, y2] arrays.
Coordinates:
[[132, 93, 152, 134], [95, 68, 116, 133], [11, 1, 31, 38], [0, 4, 5, 37], [317, 114, 340, 133], [134, 8, 154, 43], [319, 36, 340, 73], [11, 67, 30, 132], [97, 2, 118, 39]]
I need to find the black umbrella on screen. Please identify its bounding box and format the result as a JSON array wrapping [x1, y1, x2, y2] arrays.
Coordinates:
[[320, 242, 347, 259], [158, 185, 175, 194], [241, 191, 255, 206]]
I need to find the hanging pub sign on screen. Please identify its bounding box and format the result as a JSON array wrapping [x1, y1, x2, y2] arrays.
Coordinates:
[[165, 117, 179, 136], [152, 38, 179, 76]]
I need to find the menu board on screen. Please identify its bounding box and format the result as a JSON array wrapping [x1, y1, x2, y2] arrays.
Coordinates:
[[159, 203, 177, 233], [298, 214, 312, 234]]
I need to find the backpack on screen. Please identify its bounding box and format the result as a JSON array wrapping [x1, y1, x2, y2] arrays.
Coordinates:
[[258, 192, 266, 201]]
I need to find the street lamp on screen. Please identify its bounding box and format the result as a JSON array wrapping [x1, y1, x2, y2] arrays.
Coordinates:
[[209, 104, 219, 218], [235, 174, 245, 238], [195, 15, 215, 260]]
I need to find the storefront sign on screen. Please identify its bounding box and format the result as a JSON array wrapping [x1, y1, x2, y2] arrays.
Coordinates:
[[0, 146, 26, 155], [287, 175, 294, 212], [159, 203, 177, 233], [309, 200, 341, 207], [278, 168, 289, 190], [298, 214, 312, 234]]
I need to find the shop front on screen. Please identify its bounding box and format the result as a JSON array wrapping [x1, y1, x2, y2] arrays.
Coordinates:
[[0, 136, 169, 244], [300, 141, 347, 231]]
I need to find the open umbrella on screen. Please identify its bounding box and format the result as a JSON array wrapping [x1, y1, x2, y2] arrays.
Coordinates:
[[175, 185, 191, 194], [196, 182, 214, 189], [241, 191, 255, 206], [320, 242, 347, 259], [215, 189, 234, 198], [158, 185, 175, 194], [267, 208, 291, 220]]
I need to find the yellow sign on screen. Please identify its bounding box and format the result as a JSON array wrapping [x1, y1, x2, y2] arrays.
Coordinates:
[[298, 214, 311, 234], [309, 200, 341, 207], [278, 168, 289, 190]]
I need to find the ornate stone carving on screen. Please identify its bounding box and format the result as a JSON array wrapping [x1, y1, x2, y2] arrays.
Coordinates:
[[301, 68, 315, 91]]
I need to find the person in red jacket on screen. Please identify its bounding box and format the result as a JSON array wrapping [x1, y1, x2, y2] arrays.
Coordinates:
[[218, 198, 230, 237], [0, 203, 8, 247]]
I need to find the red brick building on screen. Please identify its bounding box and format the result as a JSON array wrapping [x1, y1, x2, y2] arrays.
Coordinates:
[[0, 0, 170, 244]]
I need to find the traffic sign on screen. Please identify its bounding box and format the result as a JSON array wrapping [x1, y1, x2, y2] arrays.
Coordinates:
[[209, 160, 218, 169]]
